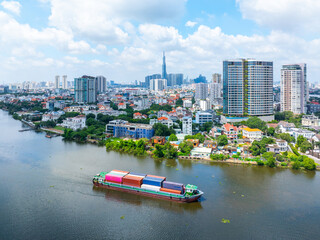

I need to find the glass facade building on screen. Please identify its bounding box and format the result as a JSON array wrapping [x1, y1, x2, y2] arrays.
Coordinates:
[[223, 59, 273, 116]]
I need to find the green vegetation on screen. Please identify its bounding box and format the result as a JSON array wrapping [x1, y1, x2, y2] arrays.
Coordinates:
[[168, 134, 178, 141], [249, 137, 275, 156], [150, 104, 173, 112], [276, 133, 295, 143], [184, 133, 205, 143], [210, 154, 228, 160], [200, 121, 213, 132], [175, 98, 183, 106], [178, 141, 194, 156], [296, 135, 312, 153], [275, 111, 303, 127], [153, 142, 178, 159], [217, 135, 228, 146], [105, 139, 147, 156], [267, 127, 275, 136], [153, 123, 175, 136]]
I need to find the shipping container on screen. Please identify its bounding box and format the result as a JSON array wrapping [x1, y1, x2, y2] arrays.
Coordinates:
[[160, 188, 182, 194], [147, 174, 166, 180], [162, 181, 184, 191], [122, 175, 143, 187], [141, 184, 161, 191], [105, 174, 123, 183], [111, 170, 130, 174], [108, 171, 127, 177], [129, 172, 146, 177], [142, 177, 164, 187]]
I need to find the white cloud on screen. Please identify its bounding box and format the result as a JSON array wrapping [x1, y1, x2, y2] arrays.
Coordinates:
[[1, 1, 21, 15], [46, 0, 186, 44], [237, 0, 320, 33], [185, 21, 197, 27]]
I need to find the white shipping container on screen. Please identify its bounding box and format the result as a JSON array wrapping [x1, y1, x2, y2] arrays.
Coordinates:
[[141, 184, 161, 192], [109, 171, 127, 176]]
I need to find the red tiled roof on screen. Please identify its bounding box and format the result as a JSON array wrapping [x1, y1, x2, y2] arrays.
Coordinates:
[[158, 117, 168, 121], [224, 123, 238, 131]]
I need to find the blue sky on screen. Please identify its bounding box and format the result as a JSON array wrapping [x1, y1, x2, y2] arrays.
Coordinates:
[[0, 0, 319, 84]]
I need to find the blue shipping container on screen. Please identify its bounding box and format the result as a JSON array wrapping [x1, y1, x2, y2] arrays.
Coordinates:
[[162, 181, 184, 191], [142, 177, 164, 187]]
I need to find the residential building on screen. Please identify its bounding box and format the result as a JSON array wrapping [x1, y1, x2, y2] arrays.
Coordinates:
[[222, 123, 239, 141], [150, 117, 174, 128], [195, 111, 213, 125], [199, 99, 210, 111], [74, 75, 97, 103], [106, 119, 128, 134], [292, 129, 315, 140], [212, 73, 222, 84], [150, 79, 167, 91], [281, 64, 307, 114], [278, 121, 295, 133], [96, 75, 107, 93], [187, 139, 200, 147], [145, 74, 161, 88], [55, 75, 60, 89], [107, 121, 154, 139], [62, 75, 67, 89], [182, 117, 192, 135], [118, 102, 126, 109], [209, 83, 222, 105], [183, 99, 193, 108], [302, 114, 319, 127], [195, 83, 208, 100], [151, 136, 166, 146], [42, 112, 63, 122], [167, 73, 184, 86], [242, 127, 262, 141], [61, 115, 86, 130], [223, 59, 273, 117], [307, 103, 320, 113]]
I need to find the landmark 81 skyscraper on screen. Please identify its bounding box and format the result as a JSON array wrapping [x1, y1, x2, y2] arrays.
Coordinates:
[[223, 59, 273, 117], [162, 51, 167, 80]]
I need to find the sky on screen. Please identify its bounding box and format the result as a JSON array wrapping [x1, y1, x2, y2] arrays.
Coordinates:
[[0, 0, 320, 84]]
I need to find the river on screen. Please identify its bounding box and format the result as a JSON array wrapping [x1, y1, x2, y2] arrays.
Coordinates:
[[0, 110, 320, 240]]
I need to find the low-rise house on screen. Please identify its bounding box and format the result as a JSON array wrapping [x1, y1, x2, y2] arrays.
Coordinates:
[[118, 102, 126, 109], [203, 140, 216, 148], [276, 139, 288, 152], [292, 128, 315, 140], [61, 115, 86, 130], [187, 139, 200, 147], [133, 112, 143, 119], [242, 127, 262, 141], [190, 147, 212, 158], [278, 121, 295, 133], [267, 123, 278, 129], [150, 117, 174, 128], [222, 123, 239, 142], [266, 144, 281, 154], [302, 114, 320, 128], [64, 106, 90, 113], [151, 136, 166, 146], [42, 111, 63, 122]]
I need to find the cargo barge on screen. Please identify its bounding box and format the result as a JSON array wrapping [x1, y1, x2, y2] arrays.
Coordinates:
[[93, 170, 203, 203]]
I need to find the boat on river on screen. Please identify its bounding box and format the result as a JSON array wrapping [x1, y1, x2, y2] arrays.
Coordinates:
[[93, 170, 203, 203]]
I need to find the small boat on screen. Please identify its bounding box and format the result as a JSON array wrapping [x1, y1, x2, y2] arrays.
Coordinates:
[[45, 134, 52, 138], [93, 170, 203, 203]]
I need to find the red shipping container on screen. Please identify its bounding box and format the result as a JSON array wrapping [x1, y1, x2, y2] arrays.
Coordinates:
[[160, 188, 182, 194], [122, 175, 143, 187]]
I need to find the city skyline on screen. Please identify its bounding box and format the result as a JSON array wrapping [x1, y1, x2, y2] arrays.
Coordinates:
[[0, 0, 320, 84]]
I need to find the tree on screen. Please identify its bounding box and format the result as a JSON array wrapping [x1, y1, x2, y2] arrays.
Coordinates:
[[200, 122, 213, 132], [184, 133, 205, 143], [245, 117, 267, 132], [302, 158, 316, 170], [297, 135, 306, 147], [153, 123, 175, 136], [278, 133, 295, 143], [300, 141, 312, 153], [178, 141, 194, 156], [168, 134, 178, 141], [267, 127, 275, 136], [217, 135, 228, 146], [86, 113, 96, 120], [176, 98, 183, 106]]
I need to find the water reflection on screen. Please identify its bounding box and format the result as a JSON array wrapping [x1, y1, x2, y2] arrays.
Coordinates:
[[92, 186, 203, 214]]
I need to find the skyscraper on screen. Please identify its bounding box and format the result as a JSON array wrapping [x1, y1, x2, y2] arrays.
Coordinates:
[[210, 73, 222, 105], [162, 51, 167, 80], [62, 75, 67, 89], [223, 59, 273, 117], [74, 76, 97, 103], [281, 64, 307, 114], [167, 73, 183, 86], [95, 75, 107, 93], [212, 73, 222, 84], [145, 74, 161, 88], [55, 75, 60, 89], [195, 83, 208, 100]]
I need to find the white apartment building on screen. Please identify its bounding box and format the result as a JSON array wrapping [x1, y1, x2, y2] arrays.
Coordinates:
[[62, 75, 67, 89], [150, 79, 167, 91], [183, 99, 192, 108], [195, 111, 213, 125], [55, 75, 60, 89], [182, 117, 192, 135], [195, 83, 208, 100], [199, 99, 210, 111]]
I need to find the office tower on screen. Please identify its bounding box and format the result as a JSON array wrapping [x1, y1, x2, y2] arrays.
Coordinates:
[[195, 83, 208, 100], [95, 75, 107, 93], [162, 51, 167, 80], [212, 73, 222, 84], [167, 73, 184, 86], [281, 64, 307, 114], [55, 76, 60, 89], [223, 59, 273, 116], [74, 75, 97, 103], [150, 79, 167, 91], [62, 75, 67, 89]]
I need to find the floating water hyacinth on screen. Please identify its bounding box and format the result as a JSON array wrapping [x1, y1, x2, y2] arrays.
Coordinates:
[[221, 218, 230, 223], [120, 216, 125, 220]]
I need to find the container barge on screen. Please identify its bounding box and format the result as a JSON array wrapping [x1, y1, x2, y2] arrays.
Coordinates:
[[93, 170, 203, 203]]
